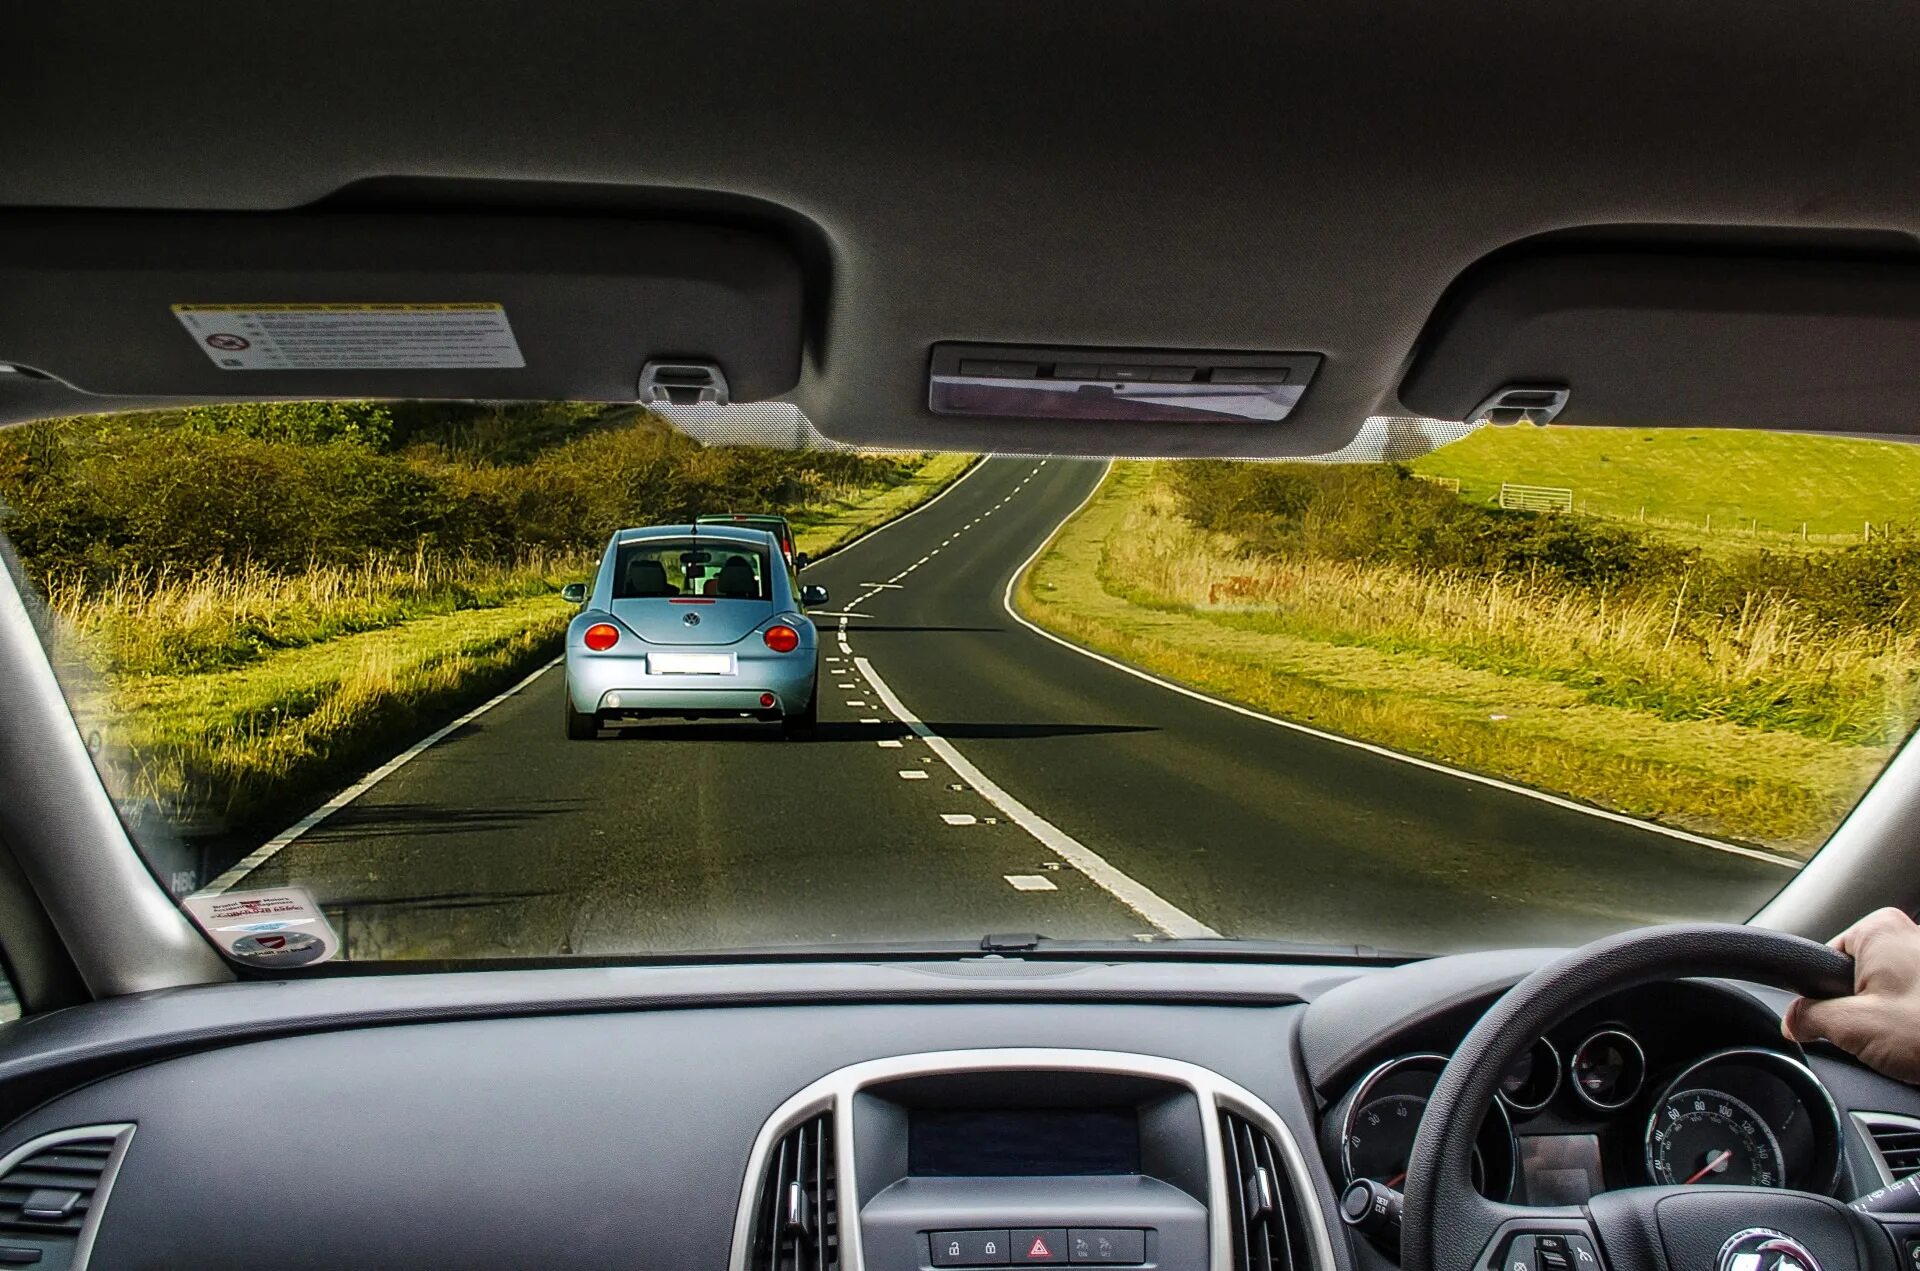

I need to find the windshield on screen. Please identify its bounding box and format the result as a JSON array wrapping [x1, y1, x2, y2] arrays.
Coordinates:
[[7, 402, 1915, 964]]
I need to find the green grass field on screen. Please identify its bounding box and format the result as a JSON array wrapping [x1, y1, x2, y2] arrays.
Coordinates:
[[1017, 463, 1913, 854], [57, 452, 976, 843], [1413, 427, 1920, 542]]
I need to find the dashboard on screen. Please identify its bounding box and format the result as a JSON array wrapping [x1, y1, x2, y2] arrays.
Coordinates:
[[1317, 981, 1846, 1226], [0, 950, 1911, 1269]]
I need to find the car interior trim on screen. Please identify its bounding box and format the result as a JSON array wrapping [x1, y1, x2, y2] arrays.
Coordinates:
[[726, 1047, 1338, 1271], [1850, 1110, 1920, 1190], [0, 547, 229, 997], [1754, 721, 1920, 940], [0, 1123, 136, 1271]]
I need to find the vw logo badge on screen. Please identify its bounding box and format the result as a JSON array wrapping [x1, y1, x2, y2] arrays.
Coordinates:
[[1718, 1229, 1821, 1271], [682, 611, 701, 627]]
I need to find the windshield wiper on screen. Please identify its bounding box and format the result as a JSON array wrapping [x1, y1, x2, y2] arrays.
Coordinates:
[[976, 932, 1421, 963]]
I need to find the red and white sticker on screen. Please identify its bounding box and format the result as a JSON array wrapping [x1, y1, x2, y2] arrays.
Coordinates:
[[172, 302, 525, 371], [182, 886, 340, 968]]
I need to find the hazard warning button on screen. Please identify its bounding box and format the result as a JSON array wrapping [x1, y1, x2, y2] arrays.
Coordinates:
[[1011, 1229, 1068, 1264]]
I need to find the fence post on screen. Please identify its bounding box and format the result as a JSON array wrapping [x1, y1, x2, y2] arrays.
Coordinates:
[[1801, 522, 1807, 542], [1705, 513, 1711, 532]]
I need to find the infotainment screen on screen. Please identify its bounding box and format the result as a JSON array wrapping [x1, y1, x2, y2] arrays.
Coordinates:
[[908, 1108, 1141, 1176]]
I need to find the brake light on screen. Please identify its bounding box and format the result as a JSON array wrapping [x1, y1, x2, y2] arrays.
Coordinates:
[[583, 623, 620, 651], [763, 624, 800, 653]]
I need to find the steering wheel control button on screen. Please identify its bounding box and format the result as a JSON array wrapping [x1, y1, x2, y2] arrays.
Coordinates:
[[1497, 1231, 1605, 1271], [1067, 1229, 1145, 1264], [1011, 1229, 1068, 1264], [930, 1230, 1012, 1266]]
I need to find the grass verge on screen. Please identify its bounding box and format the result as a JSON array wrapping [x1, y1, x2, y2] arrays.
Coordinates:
[[53, 452, 975, 845], [790, 452, 977, 558], [1016, 464, 1898, 856]]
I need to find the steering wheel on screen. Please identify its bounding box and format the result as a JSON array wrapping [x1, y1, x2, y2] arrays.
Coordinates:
[[1399, 923, 1895, 1271]]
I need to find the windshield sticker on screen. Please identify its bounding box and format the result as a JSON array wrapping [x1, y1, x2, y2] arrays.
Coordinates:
[[182, 887, 340, 969], [172, 302, 525, 371]]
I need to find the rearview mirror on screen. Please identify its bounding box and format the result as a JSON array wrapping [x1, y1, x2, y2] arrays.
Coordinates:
[[801, 584, 829, 606], [560, 582, 587, 604]]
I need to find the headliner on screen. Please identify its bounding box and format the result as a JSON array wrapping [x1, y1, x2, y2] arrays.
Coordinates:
[[3, 1, 1917, 457]]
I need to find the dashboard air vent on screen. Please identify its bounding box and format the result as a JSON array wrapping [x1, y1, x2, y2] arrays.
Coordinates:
[[1220, 1111, 1304, 1271], [1856, 1112, 1920, 1183], [749, 1112, 838, 1271], [0, 1124, 134, 1266]]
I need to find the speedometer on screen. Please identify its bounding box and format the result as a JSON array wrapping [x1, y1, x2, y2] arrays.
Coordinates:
[[1646, 1088, 1785, 1187], [1641, 1048, 1845, 1195]]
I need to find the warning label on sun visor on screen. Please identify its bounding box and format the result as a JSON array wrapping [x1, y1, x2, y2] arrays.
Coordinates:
[[172, 303, 525, 370]]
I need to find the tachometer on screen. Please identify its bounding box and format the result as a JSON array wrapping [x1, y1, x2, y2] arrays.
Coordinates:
[[1646, 1088, 1785, 1187], [1347, 1091, 1487, 1192], [1330, 1054, 1515, 1203]]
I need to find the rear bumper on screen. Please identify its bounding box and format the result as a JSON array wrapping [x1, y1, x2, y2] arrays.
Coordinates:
[[565, 649, 816, 716]]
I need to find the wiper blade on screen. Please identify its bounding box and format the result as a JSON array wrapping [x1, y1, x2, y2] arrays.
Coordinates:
[[976, 932, 1423, 963]]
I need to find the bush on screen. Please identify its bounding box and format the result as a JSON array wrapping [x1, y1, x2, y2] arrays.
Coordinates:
[[1162, 459, 1920, 633], [0, 403, 923, 587]]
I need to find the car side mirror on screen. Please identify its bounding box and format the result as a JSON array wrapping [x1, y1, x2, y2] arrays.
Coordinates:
[[560, 582, 587, 605], [801, 584, 829, 606], [794, 551, 811, 569]]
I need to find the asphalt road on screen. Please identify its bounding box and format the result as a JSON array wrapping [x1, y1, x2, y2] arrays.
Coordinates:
[[239, 457, 1793, 961]]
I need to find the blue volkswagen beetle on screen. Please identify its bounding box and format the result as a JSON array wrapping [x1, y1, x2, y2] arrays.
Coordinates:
[[560, 524, 828, 739]]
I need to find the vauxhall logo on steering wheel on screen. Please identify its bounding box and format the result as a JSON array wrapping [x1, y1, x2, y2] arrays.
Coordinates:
[[1718, 1228, 1822, 1271]]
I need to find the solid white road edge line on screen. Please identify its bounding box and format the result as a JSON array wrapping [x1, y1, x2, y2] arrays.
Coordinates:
[[193, 654, 566, 898], [999, 462, 1799, 871], [202, 458, 994, 898], [856, 655, 1220, 938]]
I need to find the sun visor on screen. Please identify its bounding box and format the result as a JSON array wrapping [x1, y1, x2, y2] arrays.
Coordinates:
[[1398, 251, 1920, 434], [0, 212, 802, 403]]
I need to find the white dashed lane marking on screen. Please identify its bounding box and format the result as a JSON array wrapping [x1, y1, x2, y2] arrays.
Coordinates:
[[878, 739, 904, 748], [1005, 875, 1058, 892], [857, 655, 1219, 938], [899, 769, 929, 780]]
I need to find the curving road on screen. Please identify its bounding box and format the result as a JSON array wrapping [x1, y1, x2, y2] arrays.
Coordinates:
[[233, 457, 1793, 961]]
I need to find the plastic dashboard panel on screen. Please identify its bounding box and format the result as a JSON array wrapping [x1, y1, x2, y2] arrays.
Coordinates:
[[0, 956, 1915, 1268], [0, 993, 1349, 1271]]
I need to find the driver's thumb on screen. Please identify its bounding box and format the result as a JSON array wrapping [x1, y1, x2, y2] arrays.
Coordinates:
[[1784, 993, 1876, 1052]]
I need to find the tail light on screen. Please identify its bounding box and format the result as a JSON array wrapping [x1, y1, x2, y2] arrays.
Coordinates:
[[763, 624, 800, 653], [583, 623, 620, 651]]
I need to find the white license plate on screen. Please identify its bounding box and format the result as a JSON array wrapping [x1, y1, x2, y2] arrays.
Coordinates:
[[647, 653, 734, 675]]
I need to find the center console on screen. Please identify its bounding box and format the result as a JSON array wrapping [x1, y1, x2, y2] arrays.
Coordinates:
[[727, 1049, 1333, 1271]]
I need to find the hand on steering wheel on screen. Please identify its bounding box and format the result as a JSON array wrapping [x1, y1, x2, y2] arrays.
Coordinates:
[[1393, 924, 1892, 1271]]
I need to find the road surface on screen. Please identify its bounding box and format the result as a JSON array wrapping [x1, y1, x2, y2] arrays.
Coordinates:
[[237, 458, 1792, 961]]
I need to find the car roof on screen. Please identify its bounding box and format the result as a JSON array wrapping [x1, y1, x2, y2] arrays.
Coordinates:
[[2, 4, 1919, 458], [614, 524, 774, 547]]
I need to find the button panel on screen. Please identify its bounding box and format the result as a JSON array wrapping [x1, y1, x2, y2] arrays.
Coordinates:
[[925, 1227, 1148, 1267], [931, 1230, 1012, 1266], [1070, 1229, 1147, 1264]]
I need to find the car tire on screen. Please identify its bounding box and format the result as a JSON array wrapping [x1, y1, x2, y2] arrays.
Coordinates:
[[781, 677, 819, 739], [564, 694, 599, 740]]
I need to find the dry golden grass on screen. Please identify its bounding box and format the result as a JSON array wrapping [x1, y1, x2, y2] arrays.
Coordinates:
[[1018, 465, 1914, 853], [1102, 480, 1920, 746]]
